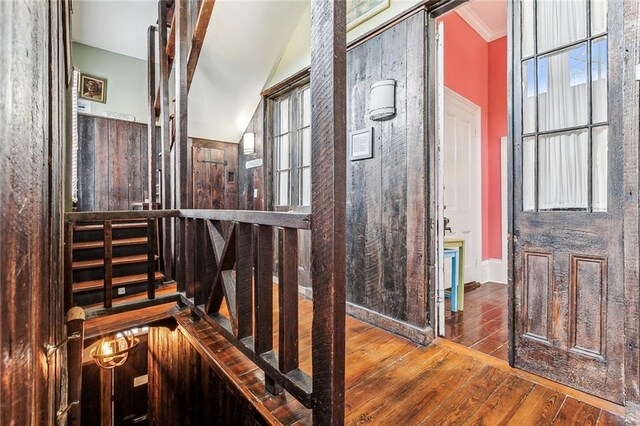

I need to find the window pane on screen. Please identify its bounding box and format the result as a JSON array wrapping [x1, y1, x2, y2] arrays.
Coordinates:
[[279, 134, 290, 169], [300, 128, 311, 167], [538, 44, 588, 132], [522, 59, 536, 134], [523, 136, 536, 211], [591, 0, 607, 36], [592, 126, 608, 212], [278, 171, 289, 206], [300, 167, 311, 206], [280, 98, 289, 134], [538, 130, 588, 210], [302, 88, 311, 127], [592, 37, 608, 123], [537, 0, 587, 52], [522, 0, 535, 57]]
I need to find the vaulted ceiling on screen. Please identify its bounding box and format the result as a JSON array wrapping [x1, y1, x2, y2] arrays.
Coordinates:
[[72, 0, 308, 142]]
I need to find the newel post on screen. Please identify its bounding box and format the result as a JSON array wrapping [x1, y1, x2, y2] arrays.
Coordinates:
[[310, 0, 347, 424]]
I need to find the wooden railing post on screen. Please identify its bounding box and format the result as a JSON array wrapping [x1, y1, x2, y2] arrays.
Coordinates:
[[103, 220, 113, 308], [64, 221, 74, 312], [158, 0, 173, 280], [147, 218, 157, 299], [66, 307, 85, 426], [147, 24, 157, 209], [278, 227, 299, 373], [310, 0, 347, 423], [235, 223, 253, 338]]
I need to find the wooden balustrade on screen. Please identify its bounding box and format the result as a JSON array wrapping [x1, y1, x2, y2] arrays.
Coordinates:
[[64, 208, 333, 413]]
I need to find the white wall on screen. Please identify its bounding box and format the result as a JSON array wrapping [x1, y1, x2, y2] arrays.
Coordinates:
[[266, 0, 422, 89]]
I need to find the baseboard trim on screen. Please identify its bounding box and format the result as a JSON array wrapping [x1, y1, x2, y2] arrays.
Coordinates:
[[481, 258, 507, 284], [346, 302, 434, 346]]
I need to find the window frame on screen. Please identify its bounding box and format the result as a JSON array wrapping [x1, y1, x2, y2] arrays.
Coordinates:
[[269, 79, 311, 213], [520, 0, 609, 213]]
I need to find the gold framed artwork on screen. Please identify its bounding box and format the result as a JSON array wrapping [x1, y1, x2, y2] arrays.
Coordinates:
[[347, 0, 390, 30], [79, 73, 107, 103]]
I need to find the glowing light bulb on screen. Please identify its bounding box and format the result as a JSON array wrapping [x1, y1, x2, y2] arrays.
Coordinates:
[[101, 341, 113, 356]]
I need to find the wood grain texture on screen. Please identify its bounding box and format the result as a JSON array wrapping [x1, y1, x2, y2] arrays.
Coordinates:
[[310, 0, 347, 422], [0, 1, 65, 423], [168, 287, 623, 425], [77, 115, 153, 211], [191, 139, 238, 210], [345, 11, 428, 333]]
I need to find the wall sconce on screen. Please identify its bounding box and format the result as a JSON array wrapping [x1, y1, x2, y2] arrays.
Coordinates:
[[243, 132, 255, 155], [90, 330, 140, 369], [369, 79, 396, 121]]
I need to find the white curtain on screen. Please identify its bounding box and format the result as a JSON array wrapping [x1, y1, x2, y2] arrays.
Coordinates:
[[522, 0, 608, 211]]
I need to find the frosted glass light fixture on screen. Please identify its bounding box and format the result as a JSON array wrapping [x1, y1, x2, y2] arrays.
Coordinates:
[[369, 79, 396, 121], [243, 132, 255, 155]]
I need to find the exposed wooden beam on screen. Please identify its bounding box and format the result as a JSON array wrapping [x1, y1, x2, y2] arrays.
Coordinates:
[[147, 25, 157, 209], [186, 0, 215, 91], [310, 0, 347, 424], [154, 0, 215, 115]]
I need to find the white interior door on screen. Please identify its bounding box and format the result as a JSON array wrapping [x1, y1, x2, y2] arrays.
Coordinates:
[[443, 88, 482, 284]]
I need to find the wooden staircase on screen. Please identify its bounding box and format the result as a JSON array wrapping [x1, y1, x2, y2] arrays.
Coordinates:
[[71, 220, 165, 307]]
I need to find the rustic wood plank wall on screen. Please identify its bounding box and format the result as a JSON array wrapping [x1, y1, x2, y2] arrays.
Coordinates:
[[147, 325, 265, 425], [346, 11, 427, 329], [77, 114, 152, 211], [235, 12, 429, 338], [238, 99, 268, 211], [0, 0, 66, 423]]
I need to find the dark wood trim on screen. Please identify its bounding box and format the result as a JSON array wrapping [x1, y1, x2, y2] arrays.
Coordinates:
[[310, 0, 347, 422], [66, 308, 85, 426], [346, 302, 433, 345], [65, 210, 179, 222], [278, 228, 299, 373], [261, 67, 311, 98], [147, 218, 157, 299]]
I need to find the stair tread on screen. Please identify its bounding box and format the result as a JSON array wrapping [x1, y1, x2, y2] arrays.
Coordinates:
[[72, 254, 159, 270], [74, 222, 148, 232], [73, 237, 148, 250], [73, 272, 165, 293]]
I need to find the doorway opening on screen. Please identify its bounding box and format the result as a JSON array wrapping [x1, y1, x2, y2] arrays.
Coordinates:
[[434, 0, 509, 361]]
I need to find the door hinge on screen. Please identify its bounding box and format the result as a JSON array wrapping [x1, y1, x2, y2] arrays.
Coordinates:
[[636, 64, 640, 81]]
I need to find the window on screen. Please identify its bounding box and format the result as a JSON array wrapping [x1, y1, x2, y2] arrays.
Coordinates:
[[521, 0, 608, 212], [273, 85, 311, 209]]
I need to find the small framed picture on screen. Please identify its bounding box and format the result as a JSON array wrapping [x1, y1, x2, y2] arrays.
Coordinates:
[[79, 73, 107, 103], [350, 128, 373, 161]]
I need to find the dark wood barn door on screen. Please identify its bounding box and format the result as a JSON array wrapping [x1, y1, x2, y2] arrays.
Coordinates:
[[192, 145, 227, 209], [511, 0, 624, 403]]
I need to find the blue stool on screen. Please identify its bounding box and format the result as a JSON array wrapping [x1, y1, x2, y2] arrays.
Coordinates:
[[444, 248, 460, 312]]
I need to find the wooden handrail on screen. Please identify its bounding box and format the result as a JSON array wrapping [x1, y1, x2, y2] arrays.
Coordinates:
[[179, 209, 311, 229], [64, 209, 179, 222]]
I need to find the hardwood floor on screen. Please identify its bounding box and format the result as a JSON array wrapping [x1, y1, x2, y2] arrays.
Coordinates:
[[445, 282, 509, 361], [175, 284, 625, 425]]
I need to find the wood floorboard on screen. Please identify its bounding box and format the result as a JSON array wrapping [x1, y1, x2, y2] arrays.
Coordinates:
[[445, 282, 509, 361], [172, 284, 625, 425]]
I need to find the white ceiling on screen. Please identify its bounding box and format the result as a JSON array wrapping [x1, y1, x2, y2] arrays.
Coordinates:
[[456, 0, 507, 42], [72, 0, 308, 142]]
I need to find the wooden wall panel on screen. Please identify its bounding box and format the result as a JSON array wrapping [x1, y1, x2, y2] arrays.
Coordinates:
[[147, 325, 264, 425], [238, 99, 267, 211], [345, 12, 427, 328], [0, 0, 65, 423], [77, 114, 152, 211], [522, 252, 551, 342], [570, 255, 607, 358]]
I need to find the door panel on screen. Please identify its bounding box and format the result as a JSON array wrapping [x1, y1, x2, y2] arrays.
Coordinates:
[[192, 146, 226, 209], [512, 0, 623, 403], [443, 89, 481, 284]]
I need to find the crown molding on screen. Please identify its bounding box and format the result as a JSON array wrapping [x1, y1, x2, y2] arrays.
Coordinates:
[[455, 7, 506, 43]]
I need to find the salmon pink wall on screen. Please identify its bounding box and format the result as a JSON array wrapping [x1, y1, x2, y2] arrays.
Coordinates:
[[440, 12, 507, 260]]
